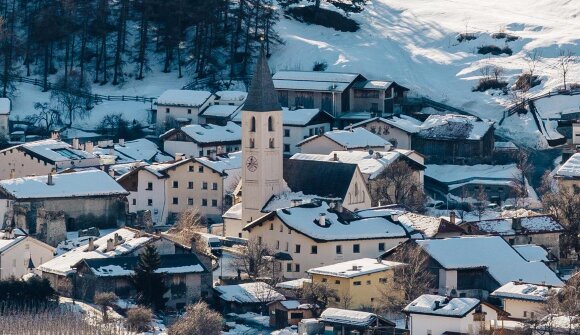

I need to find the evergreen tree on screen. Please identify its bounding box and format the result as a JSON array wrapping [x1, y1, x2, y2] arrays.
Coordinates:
[[131, 245, 168, 311]]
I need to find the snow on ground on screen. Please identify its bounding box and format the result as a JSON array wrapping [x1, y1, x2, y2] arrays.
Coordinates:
[[535, 94, 580, 119], [228, 312, 270, 327], [270, 0, 580, 147]]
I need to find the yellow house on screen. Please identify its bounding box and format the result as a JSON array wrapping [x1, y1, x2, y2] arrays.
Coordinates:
[[307, 258, 406, 309], [490, 281, 561, 320]]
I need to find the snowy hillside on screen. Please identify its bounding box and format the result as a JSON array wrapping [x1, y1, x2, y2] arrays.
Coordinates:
[[270, 0, 580, 127]]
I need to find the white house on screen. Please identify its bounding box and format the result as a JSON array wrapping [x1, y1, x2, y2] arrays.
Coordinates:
[[155, 89, 214, 131], [0, 98, 10, 139], [297, 127, 391, 155], [404, 294, 505, 335], [93, 138, 173, 165], [490, 281, 561, 320], [572, 122, 579, 146], [0, 229, 55, 280], [160, 122, 241, 158]]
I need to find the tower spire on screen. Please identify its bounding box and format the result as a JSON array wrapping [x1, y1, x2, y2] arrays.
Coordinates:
[[243, 46, 281, 112]]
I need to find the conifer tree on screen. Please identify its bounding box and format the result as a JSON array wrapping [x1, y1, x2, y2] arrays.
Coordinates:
[[131, 245, 168, 311]]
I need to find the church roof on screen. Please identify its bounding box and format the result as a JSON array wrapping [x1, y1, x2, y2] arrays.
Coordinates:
[[283, 159, 358, 199], [243, 49, 282, 112]]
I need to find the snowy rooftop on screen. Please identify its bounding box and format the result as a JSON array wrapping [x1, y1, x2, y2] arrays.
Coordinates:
[[299, 128, 391, 150], [15, 139, 97, 163], [156, 89, 213, 107], [273, 71, 361, 83], [166, 122, 241, 144], [85, 254, 207, 277], [320, 308, 381, 327], [201, 104, 241, 118], [495, 141, 518, 150], [491, 281, 560, 302], [0, 234, 26, 253], [291, 150, 415, 179], [308, 258, 405, 278], [94, 139, 172, 164], [215, 91, 247, 102], [0, 98, 10, 115], [38, 228, 157, 276], [261, 191, 319, 212], [415, 236, 563, 286], [278, 300, 317, 310], [195, 151, 241, 174], [248, 201, 418, 242], [556, 153, 580, 178], [214, 282, 285, 303], [276, 278, 312, 290], [223, 202, 243, 220], [513, 244, 550, 262], [467, 215, 564, 235], [283, 108, 329, 126], [353, 116, 423, 134], [404, 294, 480, 317], [0, 170, 129, 199], [425, 164, 520, 189], [418, 114, 494, 140], [398, 213, 463, 238]]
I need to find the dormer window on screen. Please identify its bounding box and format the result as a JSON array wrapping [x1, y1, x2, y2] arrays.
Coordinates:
[[268, 116, 274, 131]]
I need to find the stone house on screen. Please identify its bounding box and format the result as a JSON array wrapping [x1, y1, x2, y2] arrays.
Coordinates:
[[160, 122, 241, 158], [490, 281, 561, 321], [307, 258, 406, 309], [0, 228, 55, 280], [155, 89, 214, 132], [268, 300, 318, 329], [461, 215, 564, 258], [0, 139, 101, 180], [74, 253, 210, 310], [0, 170, 129, 245], [404, 294, 507, 335], [242, 201, 420, 279], [297, 127, 392, 155]]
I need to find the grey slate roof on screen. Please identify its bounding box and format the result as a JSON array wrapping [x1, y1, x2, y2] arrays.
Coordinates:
[[243, 49, 282, 112], [283, 159, 357, 199]]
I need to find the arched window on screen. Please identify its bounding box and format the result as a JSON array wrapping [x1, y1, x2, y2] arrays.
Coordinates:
[[250, 117, 256, 132], [268, 116, 274, 131], [269, 138, 275, 149]]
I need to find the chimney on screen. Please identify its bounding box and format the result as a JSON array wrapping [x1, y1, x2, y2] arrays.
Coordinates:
[[348, 123, 353, 132], [434, 301, 441, 310], [352, 265, 359, 271], [118, 138, 125, 146], [175, 153, 185, 161], [291, 199, 302, 207], [85, 141, 94, 153], [512, 217, 522, 231], [113, 233, 121, 246], [333, 152, 339, 161], [108, 169, 115, 177], [216, 146, 224, 155], [86, 237, 96, 252], [374, 151, 382, 159], [209, 150, 217, 161], [106, 238, 115, 252], [47, 171, 54, 186], [334, 200, 343, 213], [50, 131, 59, 140], [319, 213, 326, 227], [391, 213, 399, 222], [384, 144, 391, 152], [72, 138, 79, 150], [449, 211, 456, 224]]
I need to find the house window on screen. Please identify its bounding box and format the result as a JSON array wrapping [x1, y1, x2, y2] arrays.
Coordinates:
[[258, 236, 262, 244], [202, 182, 208, 190], [311, 245, 318, 254], [250, 117, 256, 132], [173, 181, 179, 188], [132, 199, 136, 205], [268, 116, 274, 131], [212, 182, 218, 190], [269, 138, 275, 148], [172, 197, 178, 205], [353, 281, 361, 286], [198, 166, 204, 173], [270, 223, 274, 230], [166, 108, 170, 113], [187, 109, 192, 114], [366, 280, 371, 285], [379, 243, 385, 252], [285, 242, 289, 251], [290, 312, 303, 319], [335, 280, 340, 285], [189, 166, 194, 172], [295, 264, 300, 272], [322, 278, 327, 282], [379, 278, 388, 284], [280, 225, 283, 232], [336, 245, 342, 254], [284, 129, 290, 137], [146, 182, 153, 190], [428, 330, 432, 335], [188, 198, 193, 205], [202, 199, 208, 206], [147, 199, 153, 206], [276, 241, 280, 249], [353, 244, 360, 253], [284, 144, 290, 152], [287, 263, 292, 272], [188, 182, 194, 189], [211, 199, 218, 207], [295, 245, 301, 253], [523, 311, 527, 317]]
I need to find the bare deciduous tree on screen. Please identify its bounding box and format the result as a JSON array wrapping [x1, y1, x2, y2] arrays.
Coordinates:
[[378, 243, 435, 315], [371, 160, 426, 212], [525, 50, 542, 90], [94, 292, 118, 322], [166, 207, 207, 252], [473, 187, 489, 220], [169, 301, 223, 335], [126, 306, 153, 333], [51, 70, 93, 127], [25, 102, 62, 135], [557, 49, 575, 91], [510, 149, 533, 208], [230, 237, 273, 280], [298, 281, 339, 310]]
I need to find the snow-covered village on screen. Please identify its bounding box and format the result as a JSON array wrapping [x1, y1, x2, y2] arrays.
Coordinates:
[[0, 0, 578, 334]]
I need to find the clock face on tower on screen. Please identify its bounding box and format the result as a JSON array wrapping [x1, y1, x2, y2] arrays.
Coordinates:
[[246, 156, 258, 172]]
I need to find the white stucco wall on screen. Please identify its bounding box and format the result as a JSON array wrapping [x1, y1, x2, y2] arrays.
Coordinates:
[[0, 237, 55, 280]]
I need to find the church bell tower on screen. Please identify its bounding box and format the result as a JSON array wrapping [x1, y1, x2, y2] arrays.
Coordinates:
[[241, 48, 284, 224]]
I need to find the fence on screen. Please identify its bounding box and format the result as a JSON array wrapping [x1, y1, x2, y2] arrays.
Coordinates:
[[500, 88, 580, 124]]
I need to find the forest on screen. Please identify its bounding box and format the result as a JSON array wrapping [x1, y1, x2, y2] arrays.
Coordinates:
[[0, 0, 281, 98]]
